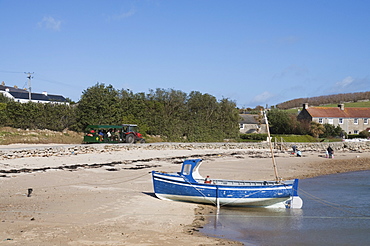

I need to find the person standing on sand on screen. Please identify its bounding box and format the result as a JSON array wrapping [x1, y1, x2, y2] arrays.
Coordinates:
[[327, 146, 334, 158]]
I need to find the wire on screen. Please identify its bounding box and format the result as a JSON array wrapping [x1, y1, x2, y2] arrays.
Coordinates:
[[36, 74, 78, 88], [0, 70, 23, 74]]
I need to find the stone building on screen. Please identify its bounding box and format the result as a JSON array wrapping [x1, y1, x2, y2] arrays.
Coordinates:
[[297, 103, 370, 135], [239, 114, 267, 134]]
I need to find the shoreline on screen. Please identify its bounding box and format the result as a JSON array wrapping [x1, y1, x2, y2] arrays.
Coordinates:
[[1, 143, 369, 245]]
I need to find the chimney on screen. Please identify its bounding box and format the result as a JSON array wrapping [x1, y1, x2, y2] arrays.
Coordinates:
[[42, 91, 48, 96], [338, 104, 344, 110], [303, 103, 308, 109]]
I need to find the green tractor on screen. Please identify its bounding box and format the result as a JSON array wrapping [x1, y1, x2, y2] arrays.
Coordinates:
[[83, 124, 145, 144]]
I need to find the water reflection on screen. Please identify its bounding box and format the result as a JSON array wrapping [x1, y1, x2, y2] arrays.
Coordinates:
[[207, 207, 304, 245], [202, 171, 370, 246]]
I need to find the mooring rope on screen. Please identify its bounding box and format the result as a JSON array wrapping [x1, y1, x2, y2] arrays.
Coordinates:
[[180, 175, 218, 206], [18, 172, 151, 191], [299, 188, 370, 217]]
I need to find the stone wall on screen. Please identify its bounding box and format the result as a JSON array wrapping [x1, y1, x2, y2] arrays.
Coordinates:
[[1, 141, 370, 160]]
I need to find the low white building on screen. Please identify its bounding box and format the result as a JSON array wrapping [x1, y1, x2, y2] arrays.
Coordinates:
[[0, 84, 68, 104]]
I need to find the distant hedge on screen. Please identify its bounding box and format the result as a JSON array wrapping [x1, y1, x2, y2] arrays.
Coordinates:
[[0, 84, 240, 142], [240, 133, 268, 141], [239, 134, 319, 143]]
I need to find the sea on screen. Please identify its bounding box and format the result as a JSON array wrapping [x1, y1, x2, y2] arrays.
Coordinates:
[[201, 170, 370, 246]]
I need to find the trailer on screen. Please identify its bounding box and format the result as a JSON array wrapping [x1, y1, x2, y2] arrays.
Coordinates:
[[83, 124, 145, 144]]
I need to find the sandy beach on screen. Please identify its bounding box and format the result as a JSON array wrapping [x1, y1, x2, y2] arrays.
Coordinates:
[[1, 143, 370, 245]]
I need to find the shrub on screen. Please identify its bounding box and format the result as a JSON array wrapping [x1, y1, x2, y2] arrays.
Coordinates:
[[240, 133, 268, 141], [359, 130, 370, 138]]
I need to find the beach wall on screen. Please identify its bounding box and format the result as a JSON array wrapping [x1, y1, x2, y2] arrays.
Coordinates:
[[1, 141, 370, 160]]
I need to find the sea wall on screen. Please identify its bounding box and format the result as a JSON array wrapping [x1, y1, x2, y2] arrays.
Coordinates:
[[1, 141, 370, 160]]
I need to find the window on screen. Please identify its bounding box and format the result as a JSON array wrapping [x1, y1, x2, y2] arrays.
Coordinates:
[[328, 118, 333, 124], [239, 123, 244, 129], [354, 130, 359, 134], [364, 118, 368, 124], [182, 164, 192, 175], [319, 118, 323, 124], [354, 118, 358, 124], [339, 118, 343, 124]]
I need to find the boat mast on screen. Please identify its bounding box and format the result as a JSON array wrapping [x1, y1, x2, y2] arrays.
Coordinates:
[[263, 109, 280, 182]]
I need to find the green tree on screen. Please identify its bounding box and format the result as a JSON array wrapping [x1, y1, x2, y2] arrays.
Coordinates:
[[267, 109, 293, 134], [75, 83, 121, 131], [0, 103, 7, 125], [320, 124, 344, 138], [310, 121, 325, 138], [217, 98, 240, 140], [185, 91, 219, 141], [359, 130, 370, 138], [117, 90, 149, 135], [148, 88, 187, 141], [41, 103, 76, 131], [5, 102, 35, 129], [4, 101, 75, 131], [0, 93, 12, 103]]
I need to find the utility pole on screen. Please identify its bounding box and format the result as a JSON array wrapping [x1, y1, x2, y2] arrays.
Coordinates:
[[25, 72, 34, 101]]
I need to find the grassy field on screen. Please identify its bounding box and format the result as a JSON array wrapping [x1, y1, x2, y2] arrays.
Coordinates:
[[323, 101, 370, 107], [0, 127, 84, 145], [0, 127, 166, 145], [272, 134, 318, 142]]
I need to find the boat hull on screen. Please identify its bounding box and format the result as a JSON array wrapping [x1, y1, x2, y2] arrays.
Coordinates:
[[152, 172, 299, 208]]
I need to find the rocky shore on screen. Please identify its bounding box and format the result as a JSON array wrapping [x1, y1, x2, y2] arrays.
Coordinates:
[[1, 141, 369, 160]]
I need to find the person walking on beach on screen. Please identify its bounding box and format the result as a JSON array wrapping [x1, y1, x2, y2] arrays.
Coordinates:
[[327, 146, 334, 158]]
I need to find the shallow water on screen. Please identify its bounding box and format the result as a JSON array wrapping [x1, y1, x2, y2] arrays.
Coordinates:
[[201, 171, 370, 246]]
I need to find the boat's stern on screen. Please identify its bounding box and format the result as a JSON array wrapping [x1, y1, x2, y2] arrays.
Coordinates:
[[285, 179, 303, 208]]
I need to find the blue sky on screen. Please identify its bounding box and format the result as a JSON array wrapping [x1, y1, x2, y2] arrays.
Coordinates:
[[1, 0, 369, 108]]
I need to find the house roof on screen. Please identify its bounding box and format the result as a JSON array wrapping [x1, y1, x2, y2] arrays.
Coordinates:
[[0, 85, 67, 102], [240, 114, 265, 124], [306, 107, 370, 118], [0, 85, 27, 93], [10, 91, 67, 102]]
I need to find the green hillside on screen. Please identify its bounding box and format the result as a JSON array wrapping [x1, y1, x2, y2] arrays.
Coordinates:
[[322, 101, 370, 107], [285, 101, 370, 113]]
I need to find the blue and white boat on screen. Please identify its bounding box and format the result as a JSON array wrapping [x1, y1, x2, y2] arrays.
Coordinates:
[[152, 111, 303, 208], [151, 158, 303, 208]]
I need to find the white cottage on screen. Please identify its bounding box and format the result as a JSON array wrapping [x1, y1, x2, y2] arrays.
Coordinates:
[[0, 84, 68, 104]]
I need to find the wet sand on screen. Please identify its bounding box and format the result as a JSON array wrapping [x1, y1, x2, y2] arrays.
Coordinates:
[[1, 144, 369, 245]]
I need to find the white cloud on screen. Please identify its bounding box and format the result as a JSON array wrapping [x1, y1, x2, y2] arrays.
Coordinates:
[[108, 8, 136, 21], [335, 76, 354, 88], [251, 91, 275, 104], [38, 16, 61, 31], [326, 76, 370, 94]]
